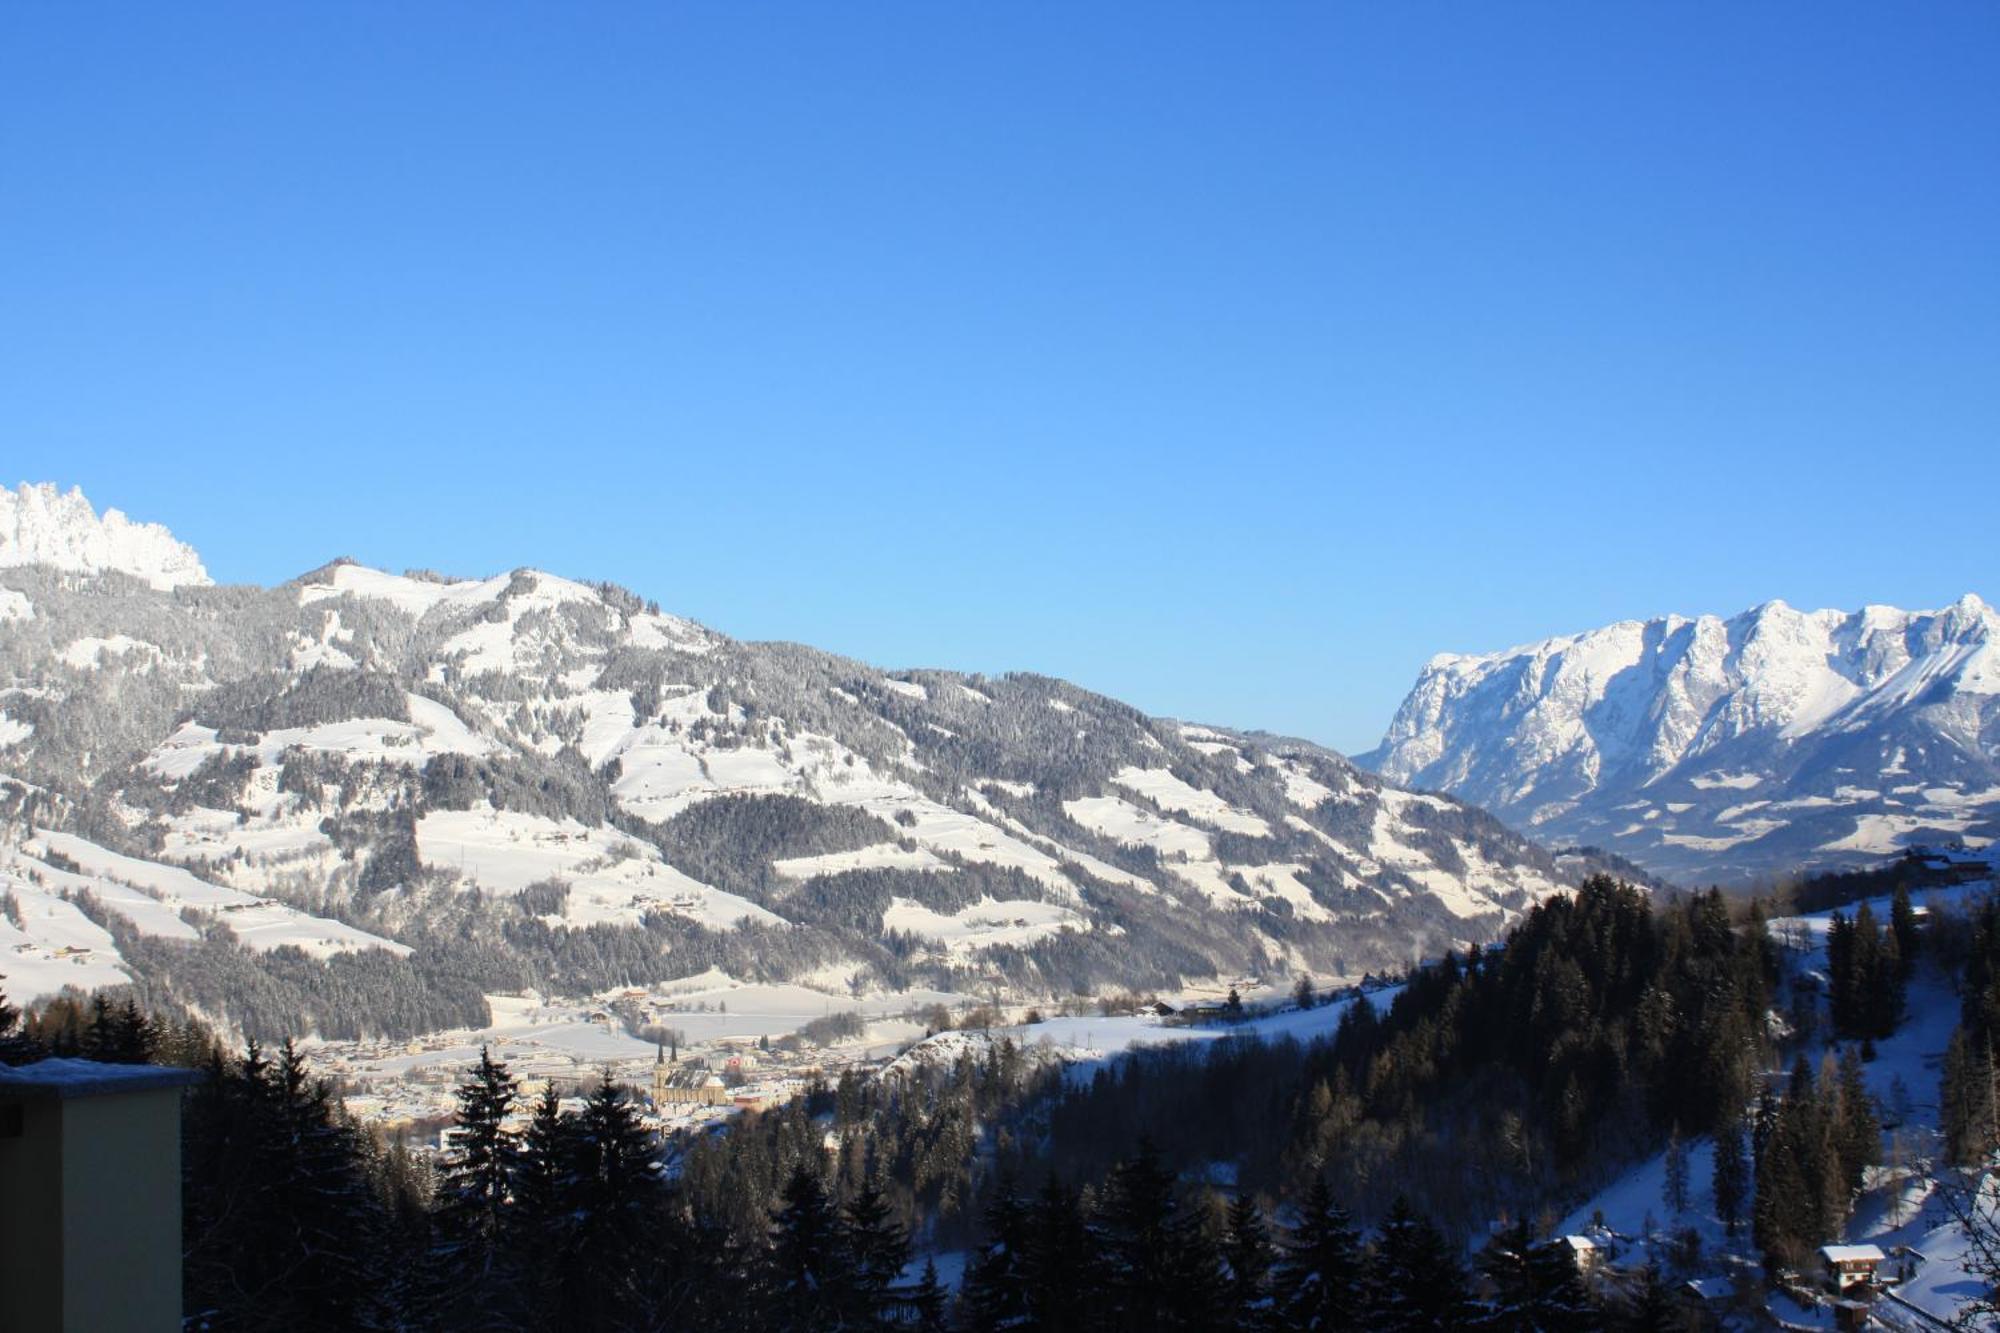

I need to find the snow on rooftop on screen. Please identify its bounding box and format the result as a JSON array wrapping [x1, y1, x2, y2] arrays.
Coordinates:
[[1818, 1243, 1885, 1263], [0, 1057, 203, 1098]]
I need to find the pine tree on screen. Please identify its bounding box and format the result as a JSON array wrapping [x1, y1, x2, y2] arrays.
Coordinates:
[[1475, 1220, 1539, 1329], [1662, 1124, 1689, 1216], [841, 1177, 909, 1329], [183, 1042, 272, 1324], [1366, 1196, 1472, 1330], [0, 986, 41, 1064], [81, 993, 116, 1060], [908, 1258, 948, 1333], [961, 1177, 1029, 1333], [1827, 911, 1859, 1036], [1617, 1263, 1680, 1332], [567, 1072, 663, 1328], [1223, 1193, 1276, 1330], [1712, 1113, 1749, 1238], [1942, 1027, 1996, 1166], [1162, 1187, 1227, 1332], [1753, 1085, 1778, 1167], [182, 1040, 397, 1329], [1891, 883, 1921, 975], [1021, 1173, 1093, 1332], [432, 1045, 519, 1311], [121, 1000, 153, 1061], [1832, 1047, 1881, 1197], [507, 1081, 576, 1327], [1276, 1174, 1366, 1331], [762, 1164, 854, 1332], [268, 1039, 390, 1329], [1096, 1142, 1186, 1331], [1872, 923, 1907, 1037], [1754, 1055, 1851, 1265]]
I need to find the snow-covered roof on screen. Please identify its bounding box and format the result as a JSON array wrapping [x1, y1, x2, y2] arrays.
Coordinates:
[[1560, 1234, 1599, 1251], [0, 1057, 204, 1100], [1683, 1276, 1733, 1301], [1819, 1244, 1886, 1264]]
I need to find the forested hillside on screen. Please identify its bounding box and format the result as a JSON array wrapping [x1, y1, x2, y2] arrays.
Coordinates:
[[11, 853, 2000, 1327], [0, 875, 1776, 1329]]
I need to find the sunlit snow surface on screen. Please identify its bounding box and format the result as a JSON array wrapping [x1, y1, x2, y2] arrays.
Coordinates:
[[0, 483, 210, 589], [887, 982, 1407, 1082], [1, 831, 407, 973], [0, 829, 416, 1002], [1369, 595, 2000, 883], [415, 807, 780, 930]]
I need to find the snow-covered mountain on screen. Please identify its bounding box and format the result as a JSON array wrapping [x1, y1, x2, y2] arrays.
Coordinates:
[[0, 482, 210, 590], [1362, 597, 2000, 884], [0, 486, 1578, 1039]]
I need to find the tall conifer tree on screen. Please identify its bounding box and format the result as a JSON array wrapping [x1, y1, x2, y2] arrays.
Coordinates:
[[1277, 1174, 1366, 1331]]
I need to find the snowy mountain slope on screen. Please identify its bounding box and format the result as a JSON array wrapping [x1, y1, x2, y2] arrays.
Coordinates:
[[0, 482, 210, 590], [1362, 596, 2000, 884], [0, 489, 1580, 1034]]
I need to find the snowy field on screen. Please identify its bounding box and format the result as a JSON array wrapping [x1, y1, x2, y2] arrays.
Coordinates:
[[0, 873, 131, 1000], [142, 696, 495, 779], [312, 970, 973, 1086], [888, 983, 1406, 1082], [1110, 765, 1273, 836], [0, 813, 427, 1002], [879, 896, 1089, 953], [415, 806, 780, 930]]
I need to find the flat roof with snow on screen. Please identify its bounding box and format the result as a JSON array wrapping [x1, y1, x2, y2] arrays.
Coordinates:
[[0, 1058, 204, 1100]]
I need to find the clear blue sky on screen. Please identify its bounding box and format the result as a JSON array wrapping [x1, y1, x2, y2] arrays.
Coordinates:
[[3, 4, 1995, 754]]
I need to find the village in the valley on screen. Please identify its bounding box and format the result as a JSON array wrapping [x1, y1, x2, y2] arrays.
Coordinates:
[[311, 967, 1295, 1152]]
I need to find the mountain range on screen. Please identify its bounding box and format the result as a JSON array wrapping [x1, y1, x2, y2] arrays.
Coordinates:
[[1363, 594, 2000, 884], [0, 483, 1575, 1038]]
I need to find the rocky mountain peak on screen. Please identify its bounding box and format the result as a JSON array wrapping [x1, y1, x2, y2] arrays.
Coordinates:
[[0, 482, 210, 590]]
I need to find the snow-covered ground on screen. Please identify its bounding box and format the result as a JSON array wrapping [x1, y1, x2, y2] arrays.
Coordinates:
[[886, 982, 1405, 1082], [772, 842, 945, 880], [1109, 765, 1272, 836], [415, 806, 779, 930], [310, 970, 972, 1091], [142, 697, 494, 779], [0, 874, 131, 1000], [880, 896, 1088, 953], [7, 831, 407, 967]]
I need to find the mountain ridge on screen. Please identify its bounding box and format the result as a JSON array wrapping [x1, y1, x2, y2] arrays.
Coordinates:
[[0, 482, 211, 591], [0, 485, 1578, 1037], [1362, 595, 2000, 883]]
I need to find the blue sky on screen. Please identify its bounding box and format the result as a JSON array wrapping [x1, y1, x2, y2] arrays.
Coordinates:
[[3, 4, 1994, 754]]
